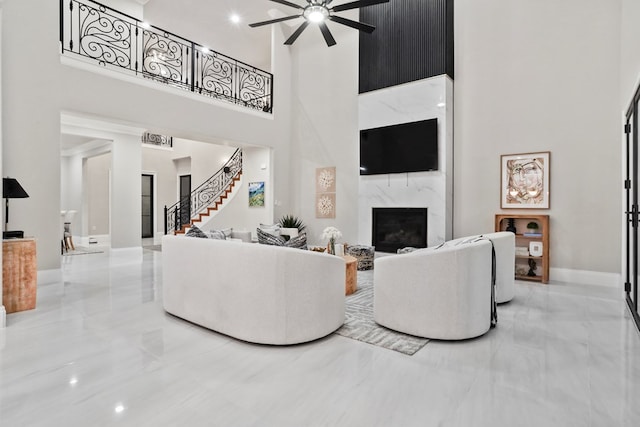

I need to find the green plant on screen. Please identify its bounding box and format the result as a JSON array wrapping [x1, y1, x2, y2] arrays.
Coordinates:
[[278, 215, 306, 231], [526, 221, 539, 230]]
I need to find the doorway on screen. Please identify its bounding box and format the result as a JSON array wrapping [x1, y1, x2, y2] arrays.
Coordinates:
[[624, 85, 640, 332], [141, 174, 154, 238], [179, 175, 191, 229]]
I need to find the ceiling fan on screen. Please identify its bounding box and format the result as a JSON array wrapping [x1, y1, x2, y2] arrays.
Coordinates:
[[249, 0, 389, 47]]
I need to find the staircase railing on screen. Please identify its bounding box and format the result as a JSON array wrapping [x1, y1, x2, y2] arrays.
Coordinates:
[[164, 148, 243, 234], [60, 0, 273, 113]]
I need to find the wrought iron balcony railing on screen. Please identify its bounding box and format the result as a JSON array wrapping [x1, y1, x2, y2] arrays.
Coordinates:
[[165, 148, 243, 234], [60, 0, 273, 113]]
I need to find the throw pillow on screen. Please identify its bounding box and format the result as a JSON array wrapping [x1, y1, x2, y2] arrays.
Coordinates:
[[256, 228, 308, 249], [257, 228, 286, 245], [206, 230, 227, 240], [220, 227, 233, 238], [259, 223, 281, 236], [397, 247, 419, 254], [284, 232, 307, 250], [185, 225, 208, 238]]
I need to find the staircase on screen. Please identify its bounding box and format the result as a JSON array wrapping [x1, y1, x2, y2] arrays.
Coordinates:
[[174, 172, 242, 234], [165, 148, 243, 235]]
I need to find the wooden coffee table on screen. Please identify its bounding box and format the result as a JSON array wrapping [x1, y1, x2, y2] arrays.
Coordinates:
[[343, 255, 357, 295]]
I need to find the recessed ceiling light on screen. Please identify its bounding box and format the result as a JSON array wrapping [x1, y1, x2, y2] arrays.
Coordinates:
[[114, 404, 125, 414], [230, 14, 240, 24]]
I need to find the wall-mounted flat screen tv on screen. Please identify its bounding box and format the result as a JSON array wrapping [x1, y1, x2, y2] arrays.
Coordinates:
[[359, 118, 438, 175]]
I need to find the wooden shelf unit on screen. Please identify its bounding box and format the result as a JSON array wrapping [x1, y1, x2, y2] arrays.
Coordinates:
[[495, 214, 549, 284]]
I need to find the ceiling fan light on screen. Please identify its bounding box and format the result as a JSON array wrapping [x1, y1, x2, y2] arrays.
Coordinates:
[[309, 10, 325, 22], [305, 5, 328, 23]]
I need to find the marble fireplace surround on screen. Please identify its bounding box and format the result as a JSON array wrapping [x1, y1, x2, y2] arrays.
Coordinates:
[[358, 75, 454, 248]]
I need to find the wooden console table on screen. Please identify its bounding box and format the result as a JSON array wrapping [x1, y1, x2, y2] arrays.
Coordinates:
[[2, 238, 37, 313]]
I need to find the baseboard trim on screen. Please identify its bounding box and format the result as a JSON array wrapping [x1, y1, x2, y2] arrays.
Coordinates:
[[550, 268, 621, 288]]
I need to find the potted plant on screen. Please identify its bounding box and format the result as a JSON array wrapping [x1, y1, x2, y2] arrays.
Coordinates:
[[526, 221, 539, 234], [278, 215, 306, 240]]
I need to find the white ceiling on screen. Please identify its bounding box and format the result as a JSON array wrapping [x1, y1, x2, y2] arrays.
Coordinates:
[[143, 0, 297, 70], [141, 0, 360, 71]]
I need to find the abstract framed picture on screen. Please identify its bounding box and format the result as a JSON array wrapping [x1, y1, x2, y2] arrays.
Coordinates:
[[501, 151, 550, 209], [316, 167, 336, 193], [316, 193, 336, 218], [248, 181, 265, 207]]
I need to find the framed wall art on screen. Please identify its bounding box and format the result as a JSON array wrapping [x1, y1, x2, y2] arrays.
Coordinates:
[[316, 167, 336, 218], [248, 181, 265, 207], [500, 152, 550, 209], [316, 192, 336, 218], [316, 167, 336, 193]]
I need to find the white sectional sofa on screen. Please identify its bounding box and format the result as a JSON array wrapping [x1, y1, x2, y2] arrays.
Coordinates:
[[162, 234, 346, 345], [374, 239, 494, 340]]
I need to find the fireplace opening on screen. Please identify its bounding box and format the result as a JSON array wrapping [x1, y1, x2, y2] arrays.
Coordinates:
[[372, 208, 428, 253]]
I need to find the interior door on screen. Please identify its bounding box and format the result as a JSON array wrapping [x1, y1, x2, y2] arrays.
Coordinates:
[[625, 90, 640, 332], [141, 174, 153, 238], [179, 175, 191, 228]]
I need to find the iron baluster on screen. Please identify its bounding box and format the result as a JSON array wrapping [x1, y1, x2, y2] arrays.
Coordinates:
[[60, 0, 272, 113], [165, 149, 242, 234]]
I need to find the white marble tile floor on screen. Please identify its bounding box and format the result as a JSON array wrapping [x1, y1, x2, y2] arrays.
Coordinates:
[[1, 249, 638, 426]]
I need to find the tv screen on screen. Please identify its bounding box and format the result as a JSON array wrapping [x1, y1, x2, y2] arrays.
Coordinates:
[[359, 118, 438, 175]]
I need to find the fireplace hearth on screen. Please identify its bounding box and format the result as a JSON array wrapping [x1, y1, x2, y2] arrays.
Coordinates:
[[372, 208, 428, 253]]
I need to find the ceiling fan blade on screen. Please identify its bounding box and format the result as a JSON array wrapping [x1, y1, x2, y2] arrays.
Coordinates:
[[318, 22, 337, 47], [284, 21, 310, 45], [331, 0, 389, 13], [269, 0, 305, 10], [328, 15, 375, 33], [249, 15, 301, 28]]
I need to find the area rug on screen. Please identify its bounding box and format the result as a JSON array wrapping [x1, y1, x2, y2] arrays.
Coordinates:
[[62, 246, 104, 256], [335, 270, 429, 356]]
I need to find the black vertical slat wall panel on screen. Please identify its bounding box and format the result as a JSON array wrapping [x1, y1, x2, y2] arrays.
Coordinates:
[[359, 0, 454, 94]]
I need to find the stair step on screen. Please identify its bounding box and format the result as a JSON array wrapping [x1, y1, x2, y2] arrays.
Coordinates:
[[182, 171, 242, 229]]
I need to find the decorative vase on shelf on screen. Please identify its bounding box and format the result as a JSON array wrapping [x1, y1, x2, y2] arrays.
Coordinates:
[[328, 238, 336, 255], [506, 218, 516, 233], [527, 258, 537, 276]]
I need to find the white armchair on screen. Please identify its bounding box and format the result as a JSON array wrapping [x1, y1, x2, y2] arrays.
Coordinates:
[[448, 232, 515, 303], [374, 239, 494, 340]]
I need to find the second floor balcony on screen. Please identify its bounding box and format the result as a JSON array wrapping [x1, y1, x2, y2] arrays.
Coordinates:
[[60, 0, 273, 113]]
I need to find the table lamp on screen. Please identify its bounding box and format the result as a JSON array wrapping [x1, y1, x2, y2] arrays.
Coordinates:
[[3, 177, 29, 239]]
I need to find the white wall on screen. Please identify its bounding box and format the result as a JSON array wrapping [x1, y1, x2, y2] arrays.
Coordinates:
[[86, 152, 111, 235], [454, 0, 622, 276], [358, 76, 454, 248], [110, 134, 142, 248], [287, 20, 360, 247], [621, 0, 640, 105]]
